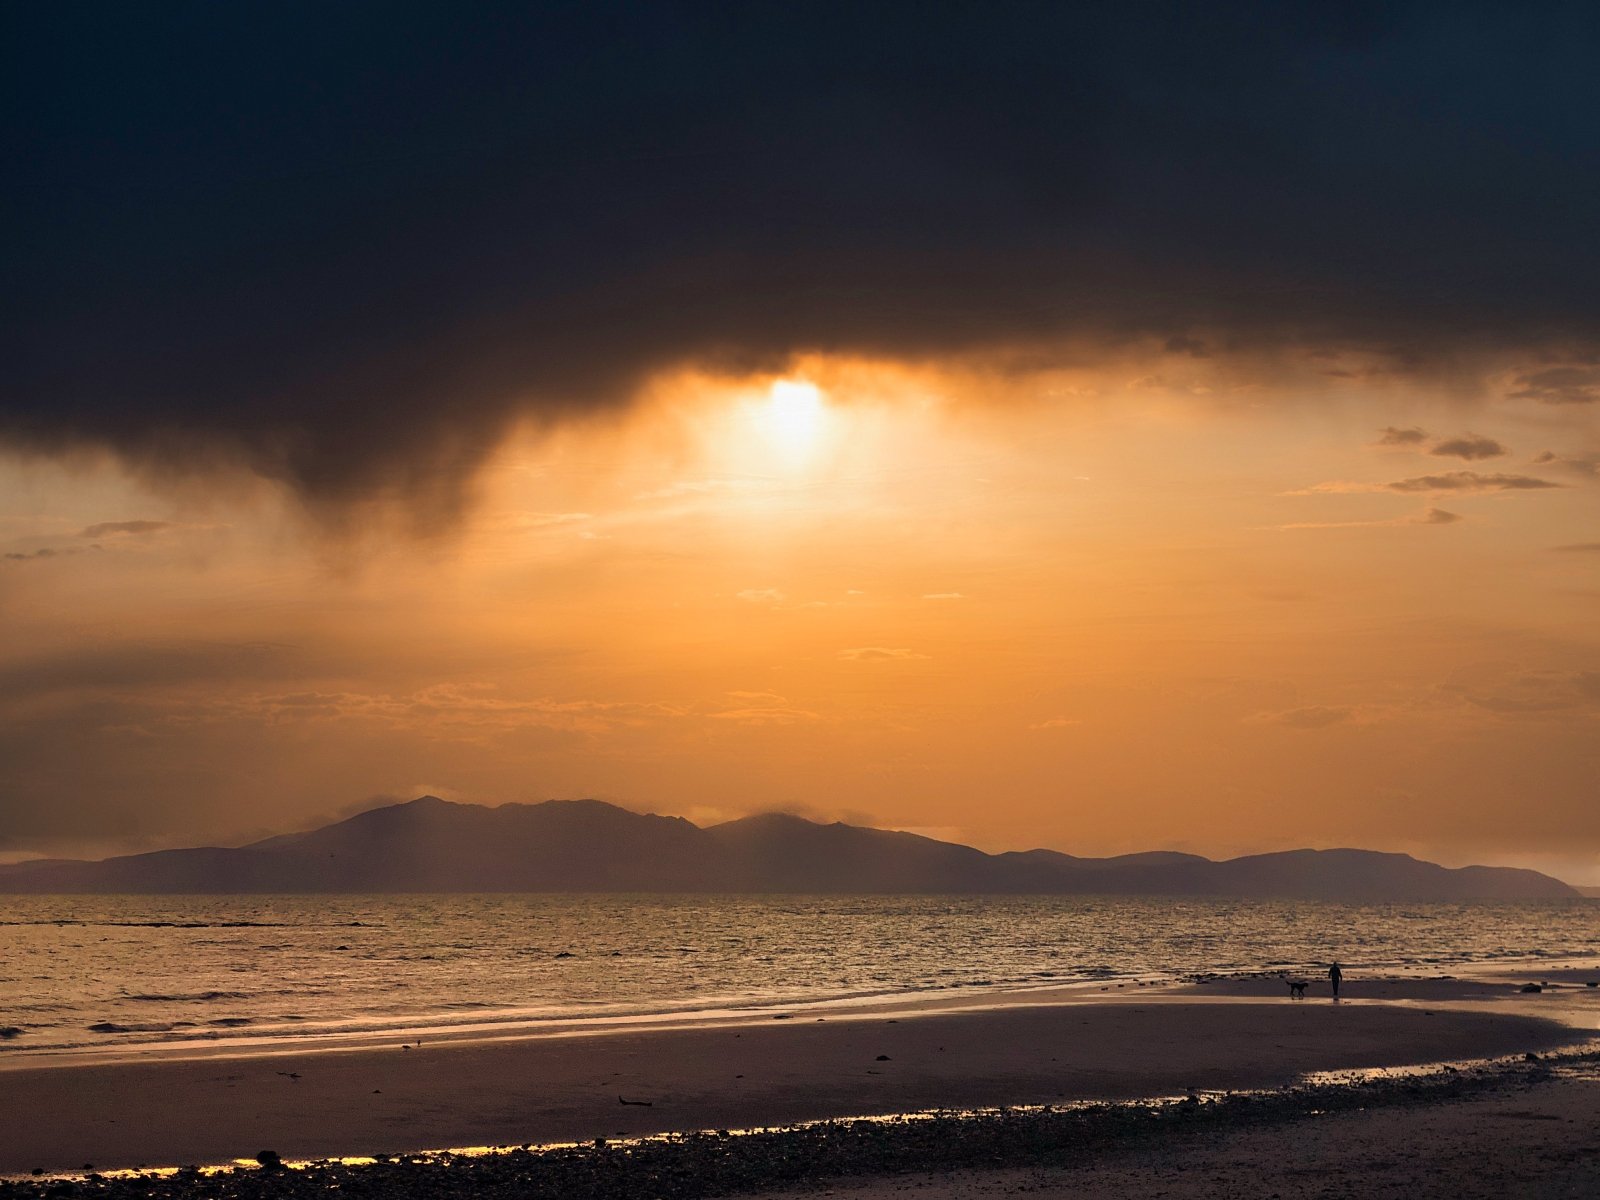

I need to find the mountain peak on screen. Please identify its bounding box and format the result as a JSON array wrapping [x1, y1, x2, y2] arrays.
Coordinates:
[[0, 799, 1576, 898], [712, 811, 823, 830]]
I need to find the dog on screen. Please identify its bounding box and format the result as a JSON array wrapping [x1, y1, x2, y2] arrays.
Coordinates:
[[1286, 978, 1309, 1000]]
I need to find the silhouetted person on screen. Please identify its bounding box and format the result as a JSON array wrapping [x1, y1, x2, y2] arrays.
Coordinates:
[[1329, 961, 1343, 999]]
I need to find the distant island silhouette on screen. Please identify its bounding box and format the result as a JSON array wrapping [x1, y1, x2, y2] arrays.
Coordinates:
[[0, 797, 1577, 899]]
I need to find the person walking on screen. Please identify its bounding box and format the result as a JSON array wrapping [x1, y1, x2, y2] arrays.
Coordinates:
[[1329, 961, 1343, 1000]]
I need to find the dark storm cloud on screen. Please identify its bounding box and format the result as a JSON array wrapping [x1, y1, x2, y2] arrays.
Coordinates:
[[5, 2, 1600, 514]]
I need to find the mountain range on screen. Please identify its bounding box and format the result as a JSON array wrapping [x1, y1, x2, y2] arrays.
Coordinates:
[[0, 797, 1578, 900]]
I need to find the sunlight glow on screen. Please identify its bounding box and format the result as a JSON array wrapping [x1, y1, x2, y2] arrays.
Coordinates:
[[762, 380, 827, 453]]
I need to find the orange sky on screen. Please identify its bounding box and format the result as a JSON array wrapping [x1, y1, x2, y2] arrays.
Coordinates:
[[2, 347, 1598, 879]]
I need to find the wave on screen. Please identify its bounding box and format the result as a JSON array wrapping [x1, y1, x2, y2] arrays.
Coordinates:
[[87, 1021, 198, 1034], [121, 990, 250, 1003]]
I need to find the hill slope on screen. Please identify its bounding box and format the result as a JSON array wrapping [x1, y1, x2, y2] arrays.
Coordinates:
[[0, 798, 1577, 899]]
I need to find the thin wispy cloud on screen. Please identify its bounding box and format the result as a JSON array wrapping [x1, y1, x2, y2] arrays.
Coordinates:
[[1453, 671, 1600, 715], [1248, 705, 1359, 729], [514, 512, 592, 530], [838, 647, 929, 662], [709, 707, 821, 725], [1533, 451, 1600, 478], [1373, 426, 1429, 446], [1028, 717, 1082, 731], [1386, 472, 1558, 493], [1273, 508, 1462, 531], [78, 520, 173, 538], [1294, 472, 1561, 495]]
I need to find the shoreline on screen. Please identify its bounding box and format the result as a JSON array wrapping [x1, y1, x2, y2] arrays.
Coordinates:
[[1, 973, 1593, 1177], [5, 958, 1597, 1071]]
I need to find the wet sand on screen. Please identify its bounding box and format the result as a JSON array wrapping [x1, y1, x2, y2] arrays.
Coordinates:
[[730, 1067, 1600, 1200], [0, 981, 1588, 1176]]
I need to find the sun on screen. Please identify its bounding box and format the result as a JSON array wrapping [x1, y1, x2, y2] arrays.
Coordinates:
[[752, 379, 828, 464], [684, 374, 839, 475], [765, 380, 825, 439]]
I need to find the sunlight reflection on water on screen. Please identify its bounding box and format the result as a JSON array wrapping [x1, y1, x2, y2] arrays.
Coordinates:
[[1, 893, 1596, 1056]]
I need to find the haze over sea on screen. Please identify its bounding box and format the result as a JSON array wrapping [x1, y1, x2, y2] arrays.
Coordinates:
[[3, 894, 1597, 1060]]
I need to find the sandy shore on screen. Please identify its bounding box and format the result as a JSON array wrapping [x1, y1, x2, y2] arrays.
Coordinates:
[[1, 1051, 1597, 1200], [0, 977, 1590, 1176]]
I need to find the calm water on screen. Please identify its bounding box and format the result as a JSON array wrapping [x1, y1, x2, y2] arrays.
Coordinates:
[[2, 894, 1597, 1056]]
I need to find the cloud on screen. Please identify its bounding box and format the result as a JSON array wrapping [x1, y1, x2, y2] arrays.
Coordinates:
[[709, 707, 820, 726], [838, 647, 929, 662], [1455, 671, 1600, 715], [1532, 451, 1600, 478], [736, 588, 786, 604], [1249, 705, 1359, 729], [0, 641, 298, 698], [1029, 717, 1082, 730], [921, 592, 966, 601], [1386, 471, 1559, 493], [1297, 472, 1561, 495], [1509, 366, 1600, 405], [710, 690, 821, 723], [635, 480, 756, 503], [514, 512, 592, 530], [237, 685, 684, 738], [1429, 433, 1508, 461], [1374, 426, 1429, 446], [1163, 335, 1209, 358], [79, 520, 173, 538], [7, 6, 1600, 517], [1273, 507, 1462, 531], [1552, 543, 1600, 554]]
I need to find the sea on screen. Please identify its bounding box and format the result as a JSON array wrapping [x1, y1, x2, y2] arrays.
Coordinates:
[[2, 894, 1597, 1059]]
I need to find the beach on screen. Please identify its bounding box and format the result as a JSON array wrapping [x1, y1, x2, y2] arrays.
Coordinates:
[[730, 1063, 1600, 1200], [2, 968, 1596, 1191]]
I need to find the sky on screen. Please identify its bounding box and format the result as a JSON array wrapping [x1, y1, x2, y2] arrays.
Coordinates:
[[3, 4, 1600, 879]]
